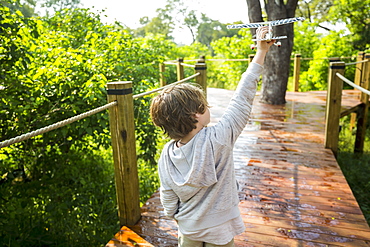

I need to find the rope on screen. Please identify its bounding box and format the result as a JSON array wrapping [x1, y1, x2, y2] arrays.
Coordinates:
[[163, 61, 177, 66], [133, 73, 201, 99], [207, 59, 250, 62], [181, 63, 196, 68], [336, 73, 370, 96], [0, 101, 117, 149], [163, 61, 196, 68], [1, 72, 201, 148], [345, 59, 369, 66]]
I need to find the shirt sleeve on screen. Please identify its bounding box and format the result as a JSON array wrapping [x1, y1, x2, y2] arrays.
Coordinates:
[[213, 62, 263, 145], [159, 185, 179, 218]]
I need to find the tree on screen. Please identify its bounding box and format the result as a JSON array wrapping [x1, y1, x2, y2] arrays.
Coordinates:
[[40, 0, 81, 12], [328, 0, 370, 51], [196, 14, 240, 47], [0, 0, 37, 17], [133, 2, 175, 39], [135, 15, 174, 39], [246, 0, 300, 104], [296, 0, 333, 31]]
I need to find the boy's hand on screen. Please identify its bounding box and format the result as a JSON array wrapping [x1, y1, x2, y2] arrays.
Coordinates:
[[251, 26, 275, 65], [255, 26, 276, 51]]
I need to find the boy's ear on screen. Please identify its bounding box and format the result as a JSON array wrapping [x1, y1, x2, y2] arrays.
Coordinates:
[[194, 113, 201, 119]]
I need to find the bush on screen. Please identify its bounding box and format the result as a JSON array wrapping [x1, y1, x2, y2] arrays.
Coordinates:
[[0, 6, 174, 246]]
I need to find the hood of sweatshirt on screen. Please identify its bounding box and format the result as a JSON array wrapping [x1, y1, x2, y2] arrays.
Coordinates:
[[160, 128, 219, 201]]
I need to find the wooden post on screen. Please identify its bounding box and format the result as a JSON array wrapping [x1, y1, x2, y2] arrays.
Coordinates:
[[354, 53, 370, 153], [195, 55, 207, 96], [248, 54, 254, 63], [360, 53, 370, 104], [293, 54, 301, 92], [107, 81, 141, 226], [159, 63, 166, 87], [350, 52, 365, 131], [354, 51, 365, 86], [177, 58, 184, 81], [325, 62, 345, 156]]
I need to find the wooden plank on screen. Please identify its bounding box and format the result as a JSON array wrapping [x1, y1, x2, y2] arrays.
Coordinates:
[[236, 231, 342, 247], [106, 226, 154, 247], [238, 224, 370, 247], [240, 205, 370, 232]]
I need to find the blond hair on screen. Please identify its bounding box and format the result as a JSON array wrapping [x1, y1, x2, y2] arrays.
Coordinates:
[[150, 83, 208, 140]]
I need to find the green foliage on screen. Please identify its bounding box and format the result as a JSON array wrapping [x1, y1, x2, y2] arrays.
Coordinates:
[[196, 17, 241, 47], [209, 29, 253, 89], [292, 21, 321, 72], [337, 115, 370, 225], [0, 146, 118, 246], [0, 6, 172, 246], [0, 0, 36, 17], [41, 0, 82, 13], [299, 30, 355, 91], [328, 0, 370, 51]]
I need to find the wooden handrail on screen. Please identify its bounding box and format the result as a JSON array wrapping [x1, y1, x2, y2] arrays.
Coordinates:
[[325, 53, 370, 154]]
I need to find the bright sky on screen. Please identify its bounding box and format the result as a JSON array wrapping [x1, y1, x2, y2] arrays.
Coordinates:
[[79, 0, 250, 44]]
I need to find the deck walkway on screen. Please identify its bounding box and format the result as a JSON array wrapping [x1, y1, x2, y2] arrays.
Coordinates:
[[107, 89, 370, 247]]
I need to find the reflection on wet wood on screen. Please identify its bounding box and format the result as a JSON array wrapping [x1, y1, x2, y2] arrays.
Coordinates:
[[106, 226, 154, 247], [106, 89, 370, 246]]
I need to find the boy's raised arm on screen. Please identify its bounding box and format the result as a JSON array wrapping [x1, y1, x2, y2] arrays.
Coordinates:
[[251, 26, 276, 66]]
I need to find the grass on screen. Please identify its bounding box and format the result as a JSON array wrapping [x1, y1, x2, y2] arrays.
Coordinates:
[[337, 115, 370, 225]]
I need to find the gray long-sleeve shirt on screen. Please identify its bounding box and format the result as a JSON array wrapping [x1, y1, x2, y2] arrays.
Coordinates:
[[158, 62, 263, 232]]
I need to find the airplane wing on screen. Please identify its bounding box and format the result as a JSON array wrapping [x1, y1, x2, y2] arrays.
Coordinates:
[[227, 17, 305, 29], [269, 17, 305, 26], [227, 22, 268, 29]]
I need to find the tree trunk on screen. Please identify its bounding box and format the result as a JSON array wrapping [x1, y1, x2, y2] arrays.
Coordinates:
[[246, 0, 299, 105]]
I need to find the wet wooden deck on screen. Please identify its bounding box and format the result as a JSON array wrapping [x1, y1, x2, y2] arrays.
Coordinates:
[[107, 89, 370, 247]]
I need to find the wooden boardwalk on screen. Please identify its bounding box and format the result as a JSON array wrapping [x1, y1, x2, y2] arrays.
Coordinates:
[[106, 89, 370, 247]]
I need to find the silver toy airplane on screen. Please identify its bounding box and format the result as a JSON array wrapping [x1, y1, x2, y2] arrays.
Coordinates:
[[227, 17, 305, 49]]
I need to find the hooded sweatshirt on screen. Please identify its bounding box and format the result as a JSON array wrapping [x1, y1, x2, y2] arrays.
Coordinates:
[[158, 62, 263, 233]]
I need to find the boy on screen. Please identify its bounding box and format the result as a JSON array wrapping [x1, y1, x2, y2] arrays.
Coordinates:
[[150, 27, 275, 247]]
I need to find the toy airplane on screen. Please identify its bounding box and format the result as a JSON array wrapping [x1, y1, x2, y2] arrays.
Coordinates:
[[227, 17, 305, 49]]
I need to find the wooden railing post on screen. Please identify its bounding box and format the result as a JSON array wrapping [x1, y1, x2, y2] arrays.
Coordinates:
[[159, 63, 166, 87], [177, 58, 184, 81], [350, 52, 365, 131], [354, 51, 365, 86], [107, 81, 141, 226], [293, 54, 301, 92], [354, 53, 370, 153], [195, 55, 207, 96], [248, 54, 254, 63], [325, 62, 345, 155]]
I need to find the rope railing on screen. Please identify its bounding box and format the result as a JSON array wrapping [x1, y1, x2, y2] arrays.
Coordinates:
[[336, 73, 370, 96], [133, 73, 200, 99], [163, 61, 196, 68], [163, 61, 177, 65], [345, 59, 369, 66], [181, 63, 195, 68], [207, 58, 251, 62], [0, 72, 201, 149], [0, 101, 117, 149], [164, 55, 358, 64]]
